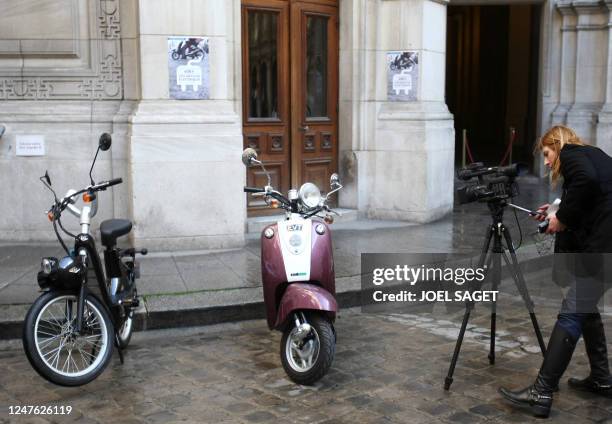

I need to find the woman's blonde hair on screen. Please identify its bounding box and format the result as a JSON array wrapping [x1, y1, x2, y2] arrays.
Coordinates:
[[535, 125, 585, 184]]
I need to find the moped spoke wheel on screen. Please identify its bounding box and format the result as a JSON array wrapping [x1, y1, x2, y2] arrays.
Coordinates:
[[23, 292, 114, 386], [280, 313, 335, 385]]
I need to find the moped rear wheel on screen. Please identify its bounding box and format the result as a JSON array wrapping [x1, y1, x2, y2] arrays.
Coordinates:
[[280, 313, 335, 385], [22, 291, 114, 386]]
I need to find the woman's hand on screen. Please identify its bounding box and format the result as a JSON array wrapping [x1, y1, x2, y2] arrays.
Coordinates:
[[545, 213, 567, 234], [534, 203, 549, 222]]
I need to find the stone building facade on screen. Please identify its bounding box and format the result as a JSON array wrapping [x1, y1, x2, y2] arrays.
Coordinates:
[[0, 0, 610, 250]]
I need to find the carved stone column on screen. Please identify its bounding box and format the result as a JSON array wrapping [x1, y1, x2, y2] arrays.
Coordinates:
[[552, 0, 578, 124], [338, 0, 454, 223], [127, 0, 245, 251], [596, 0, 612, 154], [566, 0, 607, 143]]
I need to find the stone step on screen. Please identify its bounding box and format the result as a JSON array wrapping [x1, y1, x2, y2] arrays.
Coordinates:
[[247, 208, 358, 234]]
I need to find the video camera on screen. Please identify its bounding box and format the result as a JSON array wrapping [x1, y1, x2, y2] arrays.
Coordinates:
[[456, 162, 523, 205]]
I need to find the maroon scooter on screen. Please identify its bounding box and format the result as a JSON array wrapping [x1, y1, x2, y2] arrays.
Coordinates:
[[242, 148, 341, 385]]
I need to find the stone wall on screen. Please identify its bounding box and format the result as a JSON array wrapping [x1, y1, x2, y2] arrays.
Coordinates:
[[4, 0, 610, 247], [0, 0, 245, 250], [0, 0, 130, 242]]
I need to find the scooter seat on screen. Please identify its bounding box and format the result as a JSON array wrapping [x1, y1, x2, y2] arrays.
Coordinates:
[[100, 219, 132, 247]]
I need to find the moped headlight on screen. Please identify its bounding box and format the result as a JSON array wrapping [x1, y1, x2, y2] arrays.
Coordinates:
[[40, 258, 58, 275], [298, 183, 322, 209]]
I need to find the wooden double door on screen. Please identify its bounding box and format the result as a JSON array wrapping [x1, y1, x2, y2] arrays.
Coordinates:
[[242, 0, 339, 214]]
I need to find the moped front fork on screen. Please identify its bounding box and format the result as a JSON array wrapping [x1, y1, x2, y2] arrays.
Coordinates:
[[75, 277, 89, 334]]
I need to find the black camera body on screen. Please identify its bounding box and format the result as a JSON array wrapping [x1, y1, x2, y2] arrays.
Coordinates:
[[457, 162, 521, 205]]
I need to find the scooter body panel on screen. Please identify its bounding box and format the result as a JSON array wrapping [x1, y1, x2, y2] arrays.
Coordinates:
[[274, 283, 337, 330], [309, 220, 335, 296], [261, 217, 336, 330], [261, 223, 286, 329]]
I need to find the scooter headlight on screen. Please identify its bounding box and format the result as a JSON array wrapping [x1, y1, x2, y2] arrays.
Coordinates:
[[298, 183, 322, 209], [289, 234, 302, 248]]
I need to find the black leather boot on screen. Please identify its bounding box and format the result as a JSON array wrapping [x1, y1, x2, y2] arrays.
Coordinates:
[[499, 323, 577, 418], [568, 314, 612, 397]]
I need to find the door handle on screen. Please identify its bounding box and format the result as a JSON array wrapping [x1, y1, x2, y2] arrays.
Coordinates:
[[299, 125, 310, 132]]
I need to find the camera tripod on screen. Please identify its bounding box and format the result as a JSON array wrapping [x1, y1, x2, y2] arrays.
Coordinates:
[[444, 199, 547, 390]]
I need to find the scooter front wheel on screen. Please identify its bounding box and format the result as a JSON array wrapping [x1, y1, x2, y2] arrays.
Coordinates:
[[280, 313, 335, 385]]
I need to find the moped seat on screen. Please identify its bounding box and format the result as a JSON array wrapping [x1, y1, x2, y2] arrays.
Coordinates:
[[100, 219, 132, 247]]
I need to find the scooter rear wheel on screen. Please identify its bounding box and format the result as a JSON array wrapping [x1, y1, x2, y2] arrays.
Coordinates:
[[280, 312, 335, 385]]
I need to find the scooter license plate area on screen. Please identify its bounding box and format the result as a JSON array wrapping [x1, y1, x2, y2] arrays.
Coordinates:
[[278, 218, 312, 283]]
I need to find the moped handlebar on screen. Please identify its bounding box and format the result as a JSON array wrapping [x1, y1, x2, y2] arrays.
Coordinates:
[[93, 178, 122, 191], [51, 178, 123, 218]]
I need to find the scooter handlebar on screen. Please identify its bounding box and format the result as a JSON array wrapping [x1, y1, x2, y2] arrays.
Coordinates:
[[244, 187, 265, 193]]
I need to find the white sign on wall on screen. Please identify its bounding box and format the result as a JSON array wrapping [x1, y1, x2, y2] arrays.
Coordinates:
[[16, 135, 45, 156]]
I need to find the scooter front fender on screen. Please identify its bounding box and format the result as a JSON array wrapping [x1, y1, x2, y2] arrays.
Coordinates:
[[274, 283, 337, 330]]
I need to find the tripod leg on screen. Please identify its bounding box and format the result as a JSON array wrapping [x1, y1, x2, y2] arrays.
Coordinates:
[[501, 229, 547, 356], [445, 302, 475, 390], [481, 227, 497, 365], [445, 226, 494, 390], [478, 225, 494, 267], [489, 254, 500, 365], [489, 235, 503, 365]]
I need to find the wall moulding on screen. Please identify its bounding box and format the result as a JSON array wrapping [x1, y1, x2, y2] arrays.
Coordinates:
[[0, 0, 122, 100], [0, 0, 80, 58]]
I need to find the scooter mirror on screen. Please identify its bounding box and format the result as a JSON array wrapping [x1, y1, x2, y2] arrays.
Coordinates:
[[44, 170, 52, 186], [242, 148, 258, 166], [330, 173, 340, 187], [99, 133, 112, 151]]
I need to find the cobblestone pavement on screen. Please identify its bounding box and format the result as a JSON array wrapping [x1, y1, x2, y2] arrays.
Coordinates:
[[1, 295, 611, 424]]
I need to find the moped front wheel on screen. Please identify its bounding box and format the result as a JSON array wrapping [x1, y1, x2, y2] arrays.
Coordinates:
[[22, 291, 114, 386], [280, 312, 335, 385]]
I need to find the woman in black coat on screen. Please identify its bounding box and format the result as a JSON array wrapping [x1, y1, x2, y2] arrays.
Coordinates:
[[500, 125, 612, 417]]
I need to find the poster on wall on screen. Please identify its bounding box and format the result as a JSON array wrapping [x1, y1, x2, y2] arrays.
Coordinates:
[[167, 37, 210, 100], [386, 51, 419, 102]]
